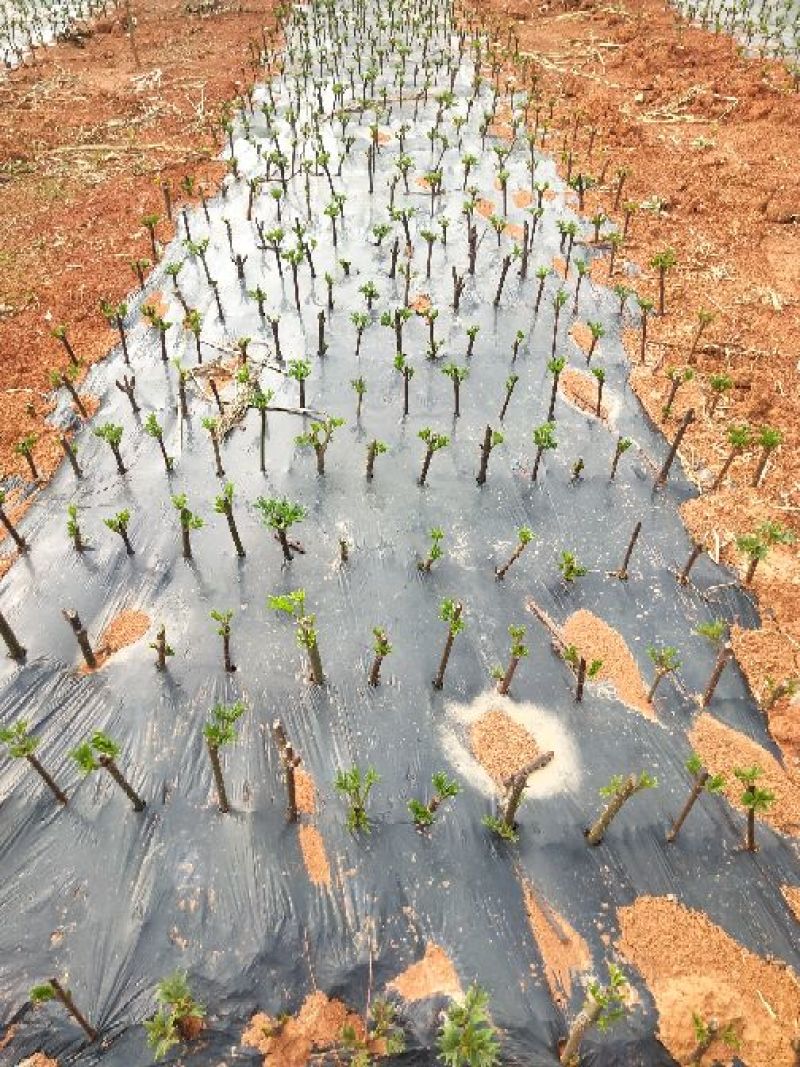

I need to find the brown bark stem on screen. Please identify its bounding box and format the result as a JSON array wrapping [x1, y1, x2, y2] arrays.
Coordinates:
[[560, 996, 604, 1066], [27, 754, 68, 804], [62, 609, 96, 668], [100, 757, 145, 811], [0, 610, 26, 660], [476, 425, 492, 485], [502, 751, 554, 826], [700, 644, 732, 707], [50, 978, 98, 1042], [60, 435, 83, 477], [666, 769, 709, 843], [272, 719, 300, 822], [585, 775, 637, 845], [655, 408, 695, 488], [678, 541, 703, 584], [207, 741, 229, 813], [0, 506, 28, 552], [615, 520, 642, 580]]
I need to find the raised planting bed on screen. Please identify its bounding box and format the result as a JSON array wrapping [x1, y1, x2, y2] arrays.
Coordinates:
[[1, 0, 798, 1064]]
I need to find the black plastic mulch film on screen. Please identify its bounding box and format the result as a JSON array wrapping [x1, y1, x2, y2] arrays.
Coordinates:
[[1, 0, 797, 1064]]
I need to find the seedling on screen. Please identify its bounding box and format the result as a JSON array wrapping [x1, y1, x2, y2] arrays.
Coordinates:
[[254, 497, 306, 562], [250, 385, 275, 473], [268, 589, 324, 683], [712, 423, 751, 490], [141, 212, 161, 261], [351, 311, 371, 356], [433, 599, 464, 690], [287, 359, 311, 407], [419, 527, 445, 573], [52, 324, 80, 366], [695, 620, 732, 706], [144, 972, 205, 1060], [564, 645, 603, 702], [340, 999, 405, 1060], [737, 521, 794, 584], [394, 353, 415, 416], [368, 627, 392, 686], [335, 765, 379, 833], [365, 439, 387, 481], [172, 495, 203, 559], [662, 366, 694, 419], [476, 426, 504, 485], [654, 409, 695, 488], [531, 422, 557, 481], [752, 426, 783, 487], [666, 753, 725, 843], [559, 551, 587, 583], [144, 413, 173, 472], [203, 702, 246, 813], [496, 527, 535, 580], [442, 363, 469, 417], [142, 304, 172, 363], [734, 765, 774, 851], [465, 323, 480, 358], [586, 321, 604, 364], [183, 309, 203, 363], [707, 373, 733, 416], [560, 964, 627, 1065], [544, 357, 566, 421], [295, 416, 345, 475], [686, 1014, 740, 1066], [614, 520, 642, 580], [14, 434, 39, 480], [201, 416, 225, 478], [211, 609, 236, 672], [492, 625, 528, 695], [104, 509, 133, 555], [59, 434, 83, 478], [50, 365, 88, 418], [647, 645, 680, 702], [351, 376, 367, 418], [1, 720, 66, 803], [499, 374, 518, 421], [650, 247, 677, 314], [409, 771, 460, 829], [585, 772, 656, 845], [213, 482, 245, 558], [30, 979, 97, 1042], [418, 427, 450, 486], [71, 731, 145, 811], [93, 422, 126, 474], [485, 750, 555, 841], [637, 295, 654, 363], [437, 984, 500, 1067], [610, 436, 632, 480]]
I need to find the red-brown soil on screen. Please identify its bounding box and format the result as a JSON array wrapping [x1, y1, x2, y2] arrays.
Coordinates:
[[242, 992, 372, 1067], [388, 942, 462, 1002], [520, 880, 590, 1009], [562, 609, 654, 718], [618, 896, 800, 1066], [470, 707, 539, 784]]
